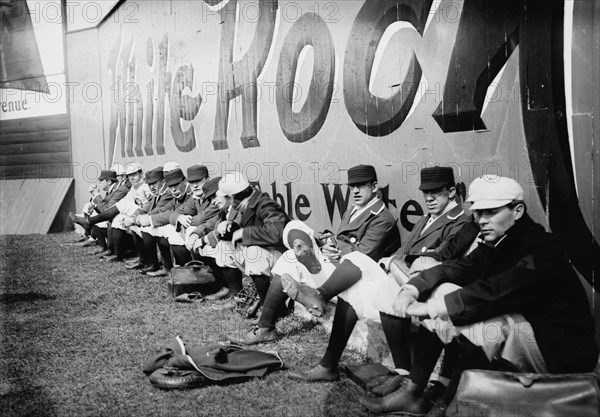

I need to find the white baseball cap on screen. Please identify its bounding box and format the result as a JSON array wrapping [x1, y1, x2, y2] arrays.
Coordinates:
[[163, 161, 181, 172], [467, 175, 524, 210], [124, 162, 142, 175], [218, 172, 250, 196], [110, 162, 125, 176]]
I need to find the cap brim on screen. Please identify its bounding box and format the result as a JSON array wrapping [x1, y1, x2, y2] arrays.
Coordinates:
[[469, 199, 513, 210], [419, 181, 453, 191], [216, 189, 227, 197], [347, 176, 376, 185]]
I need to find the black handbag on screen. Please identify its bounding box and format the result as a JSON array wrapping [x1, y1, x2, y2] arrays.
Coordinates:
[[446, 370, 600, 417], [168, 261, 216, 297]]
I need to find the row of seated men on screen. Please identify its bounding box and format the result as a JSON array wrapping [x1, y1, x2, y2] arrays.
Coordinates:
[[72, 162, 598, 416]]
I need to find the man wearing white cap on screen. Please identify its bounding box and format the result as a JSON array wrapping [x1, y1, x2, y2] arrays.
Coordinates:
[[359, 176, 599, 416], [206, 171, 290, 312]]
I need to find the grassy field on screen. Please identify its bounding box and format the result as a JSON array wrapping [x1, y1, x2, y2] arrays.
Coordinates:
[[0, 233, 373, 417]]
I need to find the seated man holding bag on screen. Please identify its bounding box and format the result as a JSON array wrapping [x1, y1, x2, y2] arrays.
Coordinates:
[[359, 176, 599, 416]]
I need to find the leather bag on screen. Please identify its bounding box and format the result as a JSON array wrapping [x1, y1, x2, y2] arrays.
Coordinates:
[[446, 370, 600, 417], [168, 261, 215, 297]]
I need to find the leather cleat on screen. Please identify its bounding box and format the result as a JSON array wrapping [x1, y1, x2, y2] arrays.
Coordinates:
[[125, 261, 148, 270], [92, 247, 105, 255], [213, 297, 236, 311], [423, 380, 447, 404], [359, 378, 429, 416], [140, 265, 160, 274], [205, 287, 231, 301], [370, 374, 407, 397], [288, 365, 339, 383], [106, 255, 123, 263], [175, 292, 204, 303], [146, 267, 170, 277], [81, 238, 98, 248], [97, 250, 112, 258], [124, 257, 140, 265], [228, 326, 281, 345], [280, 273, 326, 317]]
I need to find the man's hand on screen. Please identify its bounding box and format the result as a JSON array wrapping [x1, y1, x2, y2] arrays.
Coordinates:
[[186, 234, 199, 250], [392, 287, 419, 318], [177, 214, 193, 228], [216, 220, 231, 236], [193, 236, 206, 252], [321, 242, 341, 260], [405, 302, 429, 317], [122, 216, 135, 227], [231, 228, 243, 247], [137, 215, 151, 227]]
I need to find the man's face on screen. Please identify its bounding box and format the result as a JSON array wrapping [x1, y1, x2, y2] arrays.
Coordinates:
[[149, 180, 163, 195], [349, 181, 377, 208], [127, 171, 143, 186], [98, 178, 111, 191], [292, 238, 321, 274], [473, 204, 523, 244], [168, 180, 187, 198], [422, 187, 455, 216], [189, 178, 207, 197], [213, 194, 229, 210]]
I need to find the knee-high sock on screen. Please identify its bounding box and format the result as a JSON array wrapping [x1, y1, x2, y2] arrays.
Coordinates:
[[171, 244, 192, 266], [91, 226, 108, 250], [107, 225, 114, 251], [251, 274, 271, 306], [132, 232, 147, 262], [157, 237, 174, 270], [142, 232, 159, 268], [320, 298, 358, 369], [112, 228, 127, 259], [440, 337, 493, 405], [439, 340, 460, 380], [257, 275, 289, 329], [318, 259, 362, 301], [220, 267, 243, 295], [380, 312, 412, 371], [409, 326, 445, 387], [89, 205, 119, 225]]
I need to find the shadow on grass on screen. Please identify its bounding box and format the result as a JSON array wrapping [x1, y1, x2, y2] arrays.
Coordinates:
[[0, 293, 56, 305]]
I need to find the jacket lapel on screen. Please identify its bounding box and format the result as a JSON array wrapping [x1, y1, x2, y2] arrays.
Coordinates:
[[410, 204, 465, 245], [240, 190, 261, 226], [338, 199, 386, 233]]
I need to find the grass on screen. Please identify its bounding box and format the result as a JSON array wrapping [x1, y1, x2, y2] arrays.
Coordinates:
[[0, 233, 374, 417]]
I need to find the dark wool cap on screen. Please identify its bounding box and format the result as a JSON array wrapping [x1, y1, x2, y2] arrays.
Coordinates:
[[202, 176, 221, 198], [347, 164, 377, 185], [145, 167, 164, 185], [99, 170, 117, 181], [187, 165, 209, 182], [419, 167, 455, 191], [164, 168, 186, 187]]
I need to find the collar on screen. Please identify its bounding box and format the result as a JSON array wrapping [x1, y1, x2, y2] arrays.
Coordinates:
[[350, 196, 382, 216], [429, 200, 458, 221], [238, 189, 260, 212]]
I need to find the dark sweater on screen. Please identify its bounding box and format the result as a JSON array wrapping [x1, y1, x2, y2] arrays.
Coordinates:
[[412, 214, 598, 373]]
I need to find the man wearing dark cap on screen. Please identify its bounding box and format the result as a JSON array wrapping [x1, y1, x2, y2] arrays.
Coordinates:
[[135, 167, 192, 276], [230, 164, 400, 346], [123, 167, 174, 271], [355, 166, 469, 397]]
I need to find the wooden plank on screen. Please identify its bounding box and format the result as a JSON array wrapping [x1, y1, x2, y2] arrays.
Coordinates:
[[0, 151, 71, 166], [0, 140, 70, 156], [0, 178, 73, 234], [0, 115, 69, 134], [0, 164, 73, 180], [0, 129, 70, 145]]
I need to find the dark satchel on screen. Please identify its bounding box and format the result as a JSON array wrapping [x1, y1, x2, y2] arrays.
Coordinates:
[[446, 370, 600, 417], [168, 261, 216, 297]]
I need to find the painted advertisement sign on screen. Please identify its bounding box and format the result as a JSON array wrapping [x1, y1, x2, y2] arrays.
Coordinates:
[[72, 0, 598, 288]]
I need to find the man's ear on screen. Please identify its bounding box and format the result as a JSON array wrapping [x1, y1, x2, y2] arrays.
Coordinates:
[[448, 187, 457, 199], [514, 203, 525, 220]]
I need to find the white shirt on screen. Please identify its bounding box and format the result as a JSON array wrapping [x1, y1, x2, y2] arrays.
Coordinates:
[[349, 197, 380, 223]]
